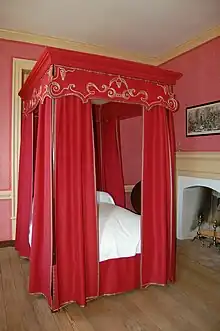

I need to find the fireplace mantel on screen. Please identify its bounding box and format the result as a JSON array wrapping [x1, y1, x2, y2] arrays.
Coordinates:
[[176, 152, 220, 180]]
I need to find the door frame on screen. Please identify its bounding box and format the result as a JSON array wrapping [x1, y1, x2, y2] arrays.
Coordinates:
[[11, 58, 36, 239]]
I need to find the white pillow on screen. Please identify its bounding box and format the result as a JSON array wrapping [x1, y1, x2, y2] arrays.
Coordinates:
[[96, 191, 115, 205]]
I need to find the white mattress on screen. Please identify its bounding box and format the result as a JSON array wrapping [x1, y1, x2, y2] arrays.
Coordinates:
[[29, 199, 141, 262]]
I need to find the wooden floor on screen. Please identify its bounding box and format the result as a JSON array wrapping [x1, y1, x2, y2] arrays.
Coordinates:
[[0, 241, 220, 331]]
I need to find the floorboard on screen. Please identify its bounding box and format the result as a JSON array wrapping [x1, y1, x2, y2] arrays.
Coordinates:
[[0, 240, 219, 331]]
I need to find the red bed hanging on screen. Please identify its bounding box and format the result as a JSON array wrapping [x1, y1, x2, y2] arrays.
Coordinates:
[[16, 46, 182, 310]]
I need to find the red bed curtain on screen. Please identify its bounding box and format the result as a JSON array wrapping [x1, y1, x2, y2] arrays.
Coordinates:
[[29, 98, 53, 306], [93, 105, 125, 207], [141, 106, 176, 286], [53, 96, 98, 309], [166, 109, 176, 281], [32, 110, 39, 194], [15, 112, 33, 258], [101, 116, 125, 207], [92, 105, 102, 191]]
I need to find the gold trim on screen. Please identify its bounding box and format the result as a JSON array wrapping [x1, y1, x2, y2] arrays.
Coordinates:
[[166, 114, 174, 280], [29, 280, 143, 311], [90, 102, 100, 298], [24, 67, 178, 113], [99, 106, 104, 189], [1, 26, 220, 65], [51, 99, 56, 305], [140, 106, 145, 287], [115, 119, 124, 204]]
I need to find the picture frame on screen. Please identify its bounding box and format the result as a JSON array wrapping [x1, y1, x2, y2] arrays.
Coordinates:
[[186, 100, 220, 137]]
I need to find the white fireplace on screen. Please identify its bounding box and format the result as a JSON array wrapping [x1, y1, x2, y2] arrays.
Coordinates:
[[177, 175, 220, 239]]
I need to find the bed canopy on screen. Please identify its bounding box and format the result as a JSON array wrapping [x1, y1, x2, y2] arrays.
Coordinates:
[[16, 46, 182, 311]]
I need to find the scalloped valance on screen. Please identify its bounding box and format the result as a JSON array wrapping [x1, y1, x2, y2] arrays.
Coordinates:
[[19, 47, 182, 114]]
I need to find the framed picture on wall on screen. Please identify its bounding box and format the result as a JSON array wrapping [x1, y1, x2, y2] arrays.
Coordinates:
[[186, 100, 220, 137]]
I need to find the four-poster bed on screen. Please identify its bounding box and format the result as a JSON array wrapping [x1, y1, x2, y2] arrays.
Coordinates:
[[15, 46, 182, 311]]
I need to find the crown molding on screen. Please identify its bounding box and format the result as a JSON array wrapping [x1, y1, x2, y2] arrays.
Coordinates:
[[0, 28, 158, 65], [0, 25, 219, 67], [159, 25, 220, 64]]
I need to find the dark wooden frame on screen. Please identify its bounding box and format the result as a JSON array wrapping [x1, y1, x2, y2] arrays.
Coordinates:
[[186, 100, 220, 137]]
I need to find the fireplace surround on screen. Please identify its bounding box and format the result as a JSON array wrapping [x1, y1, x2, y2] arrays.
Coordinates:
[[176, 152, 220, 240], [177, 176, 220, 239]]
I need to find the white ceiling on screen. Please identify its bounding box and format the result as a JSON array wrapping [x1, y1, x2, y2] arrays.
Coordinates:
[[1, 0, 220, 57]]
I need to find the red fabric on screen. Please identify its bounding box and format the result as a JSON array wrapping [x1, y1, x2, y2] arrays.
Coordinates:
[[167, 110, 176, 281], [141, 106, 176, 286], [54, 96, 98, 309], [24, 67, 179, 113], [101, 118, 125, 207], [93, 104, 125, 207], [101, 102, 142, 121], [99, 255, 140, 295], [19, 48, 182, 106], [15, 113, 33, 258], [29, 98, 53, 307], [93, 102, 142, 207], [16, 45, 181, 311], [92, 105, 102, 190], [32, 110, 39, 192]]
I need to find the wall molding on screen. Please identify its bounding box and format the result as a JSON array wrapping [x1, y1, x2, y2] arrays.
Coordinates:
[[0, 29, 158, 65], [124, 185, 134, 193], [159, 25, 220, 64], [176, 151, 220, 180], [11, 58, 36, 239], [1, 26, 220, 66], [0, 190, 12, 200]]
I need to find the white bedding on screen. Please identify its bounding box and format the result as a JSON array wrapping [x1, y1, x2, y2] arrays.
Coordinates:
[[99, 203, 141, 262], [29, 193, 141, 262], [96, 191, 115, 205]]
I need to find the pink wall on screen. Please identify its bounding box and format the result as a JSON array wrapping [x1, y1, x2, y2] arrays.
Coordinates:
[[162, 37, 220, 151], [0, 39, 44, 240]]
